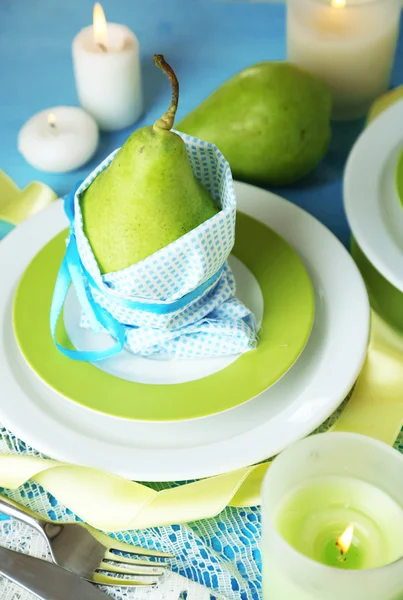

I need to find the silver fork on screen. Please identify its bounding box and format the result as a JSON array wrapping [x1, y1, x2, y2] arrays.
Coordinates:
[[0, 495, 173, 587]]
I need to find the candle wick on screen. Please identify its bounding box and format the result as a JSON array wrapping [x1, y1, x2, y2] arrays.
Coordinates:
[[98, 43, 108, 53], [49, 122, 56, 129], [335, 540, 347, 561]]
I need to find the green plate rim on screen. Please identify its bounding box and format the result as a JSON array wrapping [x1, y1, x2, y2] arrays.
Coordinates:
[[396, 146, 403, 210], [13, 211, 315, 421]]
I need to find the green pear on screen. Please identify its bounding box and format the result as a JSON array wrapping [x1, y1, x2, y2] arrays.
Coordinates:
[[81, 55, 218, 274], [177, 62, 332, 187]]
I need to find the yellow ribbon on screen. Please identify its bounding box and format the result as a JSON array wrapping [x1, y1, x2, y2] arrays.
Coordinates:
[[0, 457, 268, 531], [1, 172, 403, 531], [0, 170, 57, 225], [333, 312, 403, 443]]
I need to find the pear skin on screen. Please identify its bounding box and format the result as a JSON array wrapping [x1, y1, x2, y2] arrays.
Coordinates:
[[81, 55, 218, 274], [177, 62, 332, 187]]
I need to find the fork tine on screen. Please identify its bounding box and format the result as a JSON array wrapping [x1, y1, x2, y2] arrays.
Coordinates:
[[107, 546, 174, 560], [103, 551, 169, 567], [89, 528, 174, 559], [100, 560, 166, 576], [92, 572, 158, 587]]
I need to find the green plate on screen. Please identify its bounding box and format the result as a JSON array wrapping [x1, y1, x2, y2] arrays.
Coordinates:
[[396, 147, 403, 209], [351, 237, 403, 334], [13, 211, 315, 421]]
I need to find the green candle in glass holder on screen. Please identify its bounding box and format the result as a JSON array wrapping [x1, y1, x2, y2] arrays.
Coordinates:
[[262, 433, 403, 600], [276, 477, 403, 571]]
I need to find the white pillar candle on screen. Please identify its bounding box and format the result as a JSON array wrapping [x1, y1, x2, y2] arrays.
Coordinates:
[[287, 0, 401, 120], [18, 107, 99, 173], [72, 3, 143, 131], [262, 432, 403, 599]]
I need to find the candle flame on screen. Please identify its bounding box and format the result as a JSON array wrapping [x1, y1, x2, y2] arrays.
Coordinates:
[[93, 3, 108, 49], [47, 113, 57, 128], [336, 525, 354, 555], [331, 0, 346, 7]]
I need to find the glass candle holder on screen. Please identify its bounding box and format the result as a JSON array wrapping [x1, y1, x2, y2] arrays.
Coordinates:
[[262, 432, 403, 600], [287, 0, 401, 121]]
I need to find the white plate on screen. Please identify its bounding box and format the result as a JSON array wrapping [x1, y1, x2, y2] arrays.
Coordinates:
[[0, 182, 370, 481], [344, 99, 403, 292]]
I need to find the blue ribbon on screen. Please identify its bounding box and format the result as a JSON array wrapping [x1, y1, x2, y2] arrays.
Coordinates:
[[50, 183, 223, 362]]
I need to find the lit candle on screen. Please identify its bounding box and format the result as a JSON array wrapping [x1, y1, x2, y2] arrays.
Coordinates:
[[262, 433, 403, 599], [72, 3, 143, 131], [287, 0, 401, 120], [18, 106, 99, 173]]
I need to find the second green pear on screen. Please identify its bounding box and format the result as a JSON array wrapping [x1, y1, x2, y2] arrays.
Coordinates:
[[177, 62, 332, 187], [81, 56, 218, 275]]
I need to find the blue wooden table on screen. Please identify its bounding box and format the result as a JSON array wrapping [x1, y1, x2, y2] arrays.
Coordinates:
[[1, 3, 403, 598], [2, 0, 402, 248]]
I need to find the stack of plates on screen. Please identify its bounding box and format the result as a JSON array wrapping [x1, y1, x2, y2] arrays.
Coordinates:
[[0, 181, 369, 482], [344, 100, 403, 335]]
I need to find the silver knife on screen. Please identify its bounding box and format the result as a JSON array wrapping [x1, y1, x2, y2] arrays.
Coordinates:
[[0, 545, 109, 599]]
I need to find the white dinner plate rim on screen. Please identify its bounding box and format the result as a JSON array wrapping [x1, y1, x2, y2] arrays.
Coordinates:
[[344, 98, 403, 291], [0, 182, 370, 481]]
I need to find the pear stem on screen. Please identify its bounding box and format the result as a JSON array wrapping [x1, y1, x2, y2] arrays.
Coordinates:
[[153, 54, 179, 131]]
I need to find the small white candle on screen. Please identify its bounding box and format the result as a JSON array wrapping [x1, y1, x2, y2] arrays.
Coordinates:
[[287, 0, 401, 120], [18, 106, 99, 173], [72, 3, 143, 131]]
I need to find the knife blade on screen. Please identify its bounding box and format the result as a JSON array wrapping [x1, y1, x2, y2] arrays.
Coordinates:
[[0, 545, 109, 600]]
